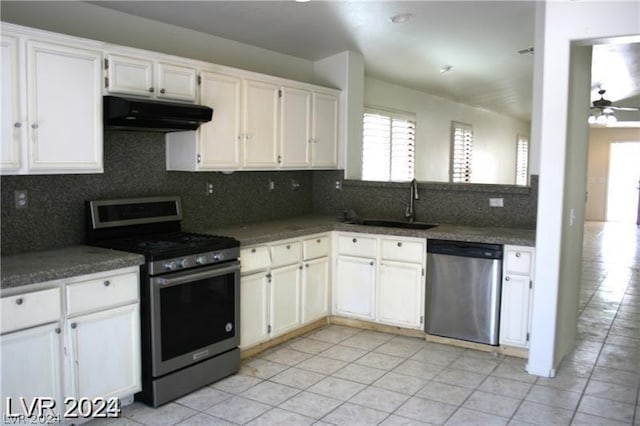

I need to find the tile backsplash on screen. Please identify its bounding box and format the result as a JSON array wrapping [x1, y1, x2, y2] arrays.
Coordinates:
[[1, 132, 537, 255]]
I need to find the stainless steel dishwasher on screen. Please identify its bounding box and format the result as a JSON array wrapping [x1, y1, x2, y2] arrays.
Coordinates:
[[425, 239, 503, 345]]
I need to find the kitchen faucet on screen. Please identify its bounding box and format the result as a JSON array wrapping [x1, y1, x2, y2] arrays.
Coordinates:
[[405, 178, 419, 222]]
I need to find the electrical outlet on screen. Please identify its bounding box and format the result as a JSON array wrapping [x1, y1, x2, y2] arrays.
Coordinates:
[[489, 198, 504, 207], [15, 190, 28, 209], [268, 179, 275, 192], [335, 180, 342, 191], [291, 179, 300, 191], [206, 183, 213, 195]]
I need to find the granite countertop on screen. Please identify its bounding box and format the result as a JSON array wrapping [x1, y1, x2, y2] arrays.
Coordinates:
[[198, 215, 536, 247], [2, 217, 535, 291], [1, 246, 145, 290]]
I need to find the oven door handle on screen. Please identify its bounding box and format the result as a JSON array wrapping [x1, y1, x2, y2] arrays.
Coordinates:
[[152, 261, 240, 287]]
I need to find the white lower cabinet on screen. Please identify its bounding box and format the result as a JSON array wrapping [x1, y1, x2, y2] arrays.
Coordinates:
[[240, 271, 269, 349], [499, 245, 535, 348], [1, 322, 64, 413], [239, 234, 330, 350], [302, 257, 330, 323], [67, 303, 140, 400], [335, 255, 376, 320], [0, 267, 141, 421], [334, 233, 426, 330], [270, 263, 302, 336], [377, 261, 424, 328]]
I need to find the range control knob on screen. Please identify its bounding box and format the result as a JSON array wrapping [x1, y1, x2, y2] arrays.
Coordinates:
[[164, 260, 176, 271], [195, 255, 208, 265], [212, 252, 225, 262], [177, 258, 189, 268]]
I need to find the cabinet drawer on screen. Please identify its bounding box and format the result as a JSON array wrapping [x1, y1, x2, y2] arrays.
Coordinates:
[[337, 235, 377, 258], [67, 272, 138, 316], [241, 246, 271, 274], [505, 247, 534, 275], [303, 235, 330, 260], [381, 238, 425, 263], [271, 241, 302, 267], [1, 288, 61, 334]]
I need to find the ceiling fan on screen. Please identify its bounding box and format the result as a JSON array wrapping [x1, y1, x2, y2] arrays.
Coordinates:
[[589, 89, 640, 125]]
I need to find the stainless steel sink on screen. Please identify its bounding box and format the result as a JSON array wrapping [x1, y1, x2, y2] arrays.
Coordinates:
[[348, 219, 438, 230]]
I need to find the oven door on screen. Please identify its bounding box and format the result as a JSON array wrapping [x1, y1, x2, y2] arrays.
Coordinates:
[[149, 260, 240, 378]]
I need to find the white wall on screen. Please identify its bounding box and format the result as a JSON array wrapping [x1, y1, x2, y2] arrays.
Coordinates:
[[363, 78, 531, 183], [0, 1, 316, 84], [528, 0, 640, 377], [586, 128, 640, 221]]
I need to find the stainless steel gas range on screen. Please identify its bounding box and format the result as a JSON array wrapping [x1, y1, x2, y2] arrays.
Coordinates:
[[86, 196, 240, 407]]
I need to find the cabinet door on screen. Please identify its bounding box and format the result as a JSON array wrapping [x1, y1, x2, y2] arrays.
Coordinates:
[[106, 54, 154, 97], [198, 71, 242, 169], [378, 261, 423, 328], [240, 272, 269, 348], [335, 255, 375, 320], [302, 257, 329, 323], [1, 35, 21, 172], [157, 62, 197, 102], [27, 41, 102, 173], [242, 80, 279, 168], [311, 92, 338, 168], [68, 303, 141, 399], [270, 264, 302, 336], [1, 323, 63, 416], [280, 86, 311, 168], [499, 274, 531, 348]]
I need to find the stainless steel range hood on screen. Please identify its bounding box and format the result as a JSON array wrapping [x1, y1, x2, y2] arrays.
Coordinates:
[[104, 96, 213, 132]]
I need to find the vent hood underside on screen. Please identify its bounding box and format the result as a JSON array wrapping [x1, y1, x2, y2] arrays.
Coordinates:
[[104, 96, 213, 132]]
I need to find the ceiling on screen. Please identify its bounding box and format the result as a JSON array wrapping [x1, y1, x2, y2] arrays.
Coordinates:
[[90, 1, 639, 124]]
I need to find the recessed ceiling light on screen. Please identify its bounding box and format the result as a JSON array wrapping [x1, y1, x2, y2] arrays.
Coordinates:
[[440, 65, 453, 73], [295, 0, 310, 3], [390, 13, 412, 24]]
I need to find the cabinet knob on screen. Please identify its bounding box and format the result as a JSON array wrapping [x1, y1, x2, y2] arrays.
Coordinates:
[[104, 280, 111, 287], [149, 87, 155, 93], [55, 328, 61, 334], [15, 297, 23, 305], [286, 245, 291, 249], [505, 276, 510, 282], [317, 239, 321, 243], [31, 123, 38, 129], [369, 261, 374, 266], [14, 122, 22, 128], [305, 264, 309, 268], [352, 238, 357, 243], [397, 242, 402, 247], [160, 88, 166, 94], [251, 248, 256, 253], [515, 252, 521, 258], [299, 265, 303, 270], [71, 323, 77, 329]]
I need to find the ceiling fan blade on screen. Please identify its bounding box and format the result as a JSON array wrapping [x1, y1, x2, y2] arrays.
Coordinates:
[[610, 106, 640, 111]]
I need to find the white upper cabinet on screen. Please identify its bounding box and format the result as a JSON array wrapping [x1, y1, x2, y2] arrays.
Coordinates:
[[27, 41, 103, 173], [1, 29, 103, 175], [105, 54, 154, 97], [280, 86, 312, 168], [311, 92, 339, 168], [156, 62, 198, 101], [197, 71, 242, 170], [242, 79, 280, 168], [1, 35, 21, 172], [105, 53, 197, 102]]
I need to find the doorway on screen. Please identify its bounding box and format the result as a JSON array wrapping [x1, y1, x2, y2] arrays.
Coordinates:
[[606, 141, 640, 223]]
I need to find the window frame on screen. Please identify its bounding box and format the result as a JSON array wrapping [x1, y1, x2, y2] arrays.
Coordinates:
[[450, 121, 473, 183]]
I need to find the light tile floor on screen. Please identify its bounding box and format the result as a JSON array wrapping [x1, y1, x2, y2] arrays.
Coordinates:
[[95, 222, 639, 425]]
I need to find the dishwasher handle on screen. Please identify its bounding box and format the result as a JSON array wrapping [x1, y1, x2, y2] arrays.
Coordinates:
[[427, 239, 503, 260]]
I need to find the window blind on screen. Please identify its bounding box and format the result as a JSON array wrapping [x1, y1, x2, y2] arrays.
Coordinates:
[[516, 135, 529, 186], [362, 109, 415, 182], [451, 122, 473, 183]]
